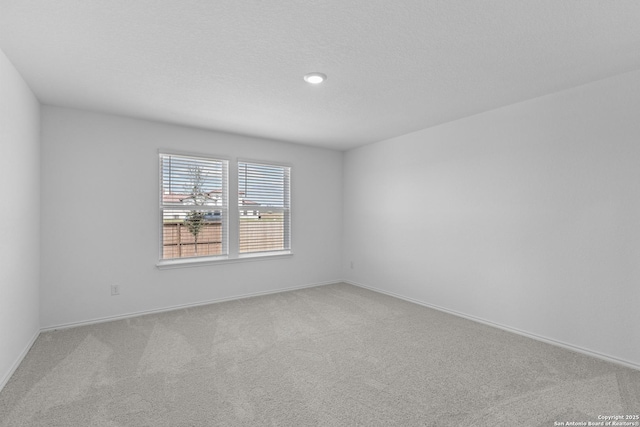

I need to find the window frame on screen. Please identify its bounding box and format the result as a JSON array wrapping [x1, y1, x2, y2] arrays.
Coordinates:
[[237, 159, 292, 258], [156, 151, 293, 269], [158, 151, 230, 265]]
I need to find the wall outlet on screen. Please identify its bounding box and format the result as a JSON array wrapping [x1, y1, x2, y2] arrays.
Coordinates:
[[110, 285, 120, 296], [350, 261, 354, 269]]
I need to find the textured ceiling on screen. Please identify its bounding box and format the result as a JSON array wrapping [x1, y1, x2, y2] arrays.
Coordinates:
[[2, 1, 640, 150]]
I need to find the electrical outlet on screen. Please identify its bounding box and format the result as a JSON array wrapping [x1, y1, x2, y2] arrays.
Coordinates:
[[350, 261, 354, 269], [110, 285, 120, 296]]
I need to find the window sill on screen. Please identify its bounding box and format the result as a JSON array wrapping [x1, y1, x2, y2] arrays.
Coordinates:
[[156, 251, 293, 270]]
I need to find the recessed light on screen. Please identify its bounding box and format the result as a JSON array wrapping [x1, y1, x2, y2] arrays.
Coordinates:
[[304, 72, 327, 84]]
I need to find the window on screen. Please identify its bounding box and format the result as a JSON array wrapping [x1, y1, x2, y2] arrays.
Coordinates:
[[239, 161, 291, 254], [160, 153, 228, 260], [158, 154, 292, 266]]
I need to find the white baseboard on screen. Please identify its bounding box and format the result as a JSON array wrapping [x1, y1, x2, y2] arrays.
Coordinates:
[[344, 280, 640, 372], [0, 328, 40, 393], [41, 280, 338, 332]]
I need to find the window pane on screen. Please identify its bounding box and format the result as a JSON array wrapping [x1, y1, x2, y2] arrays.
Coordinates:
[[160, 153, 228, 260], [238, 162, 290, 254], [238, 162, 289, 208], [161, 155, 225, 207], [239, 211, 286, 253], [162, 209, 225, 259]]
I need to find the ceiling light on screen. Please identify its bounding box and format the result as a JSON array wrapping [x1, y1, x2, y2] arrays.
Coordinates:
[[304, 72, 326, 84]]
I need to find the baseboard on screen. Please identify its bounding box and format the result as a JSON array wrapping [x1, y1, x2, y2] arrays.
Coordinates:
[[41, 280, 338, 332], [0, 328, 40, 393], [344, 280, 640, 372]]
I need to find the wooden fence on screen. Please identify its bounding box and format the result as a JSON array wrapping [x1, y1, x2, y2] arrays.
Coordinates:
[[163, 217, 284, 259], [239, 218, 284, 253], [162, 222, 222, 259]]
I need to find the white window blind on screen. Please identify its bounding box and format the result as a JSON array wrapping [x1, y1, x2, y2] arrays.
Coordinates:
[[160, 153, 228, 260], [238, 161, 291, 254]]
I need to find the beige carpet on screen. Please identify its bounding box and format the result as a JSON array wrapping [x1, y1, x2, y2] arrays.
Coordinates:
[[1, 283, 638, 426]]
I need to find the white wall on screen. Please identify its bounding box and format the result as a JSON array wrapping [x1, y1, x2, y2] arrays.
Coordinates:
[[343, 70, 640, 367], [0, 49, 41, 388], [41, 106, 343, 328]]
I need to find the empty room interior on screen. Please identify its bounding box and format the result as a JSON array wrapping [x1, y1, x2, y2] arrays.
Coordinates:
[[1, 1, 639, 425]]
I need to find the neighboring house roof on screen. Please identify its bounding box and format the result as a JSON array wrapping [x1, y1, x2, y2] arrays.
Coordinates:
[[162, 193, 187, 204], [163, 192, 259, 206]]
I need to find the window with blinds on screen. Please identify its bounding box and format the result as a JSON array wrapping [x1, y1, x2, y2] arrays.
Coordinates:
[[160, 153, 228, 260], [238, 161, 291, 254]]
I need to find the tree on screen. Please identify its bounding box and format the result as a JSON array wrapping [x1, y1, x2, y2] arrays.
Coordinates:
[[183, 166, 213, 255], [185, 211, 206, 254]]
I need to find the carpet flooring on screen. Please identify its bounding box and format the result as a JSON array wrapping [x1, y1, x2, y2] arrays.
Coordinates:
[[1, 282, 638, 426]]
